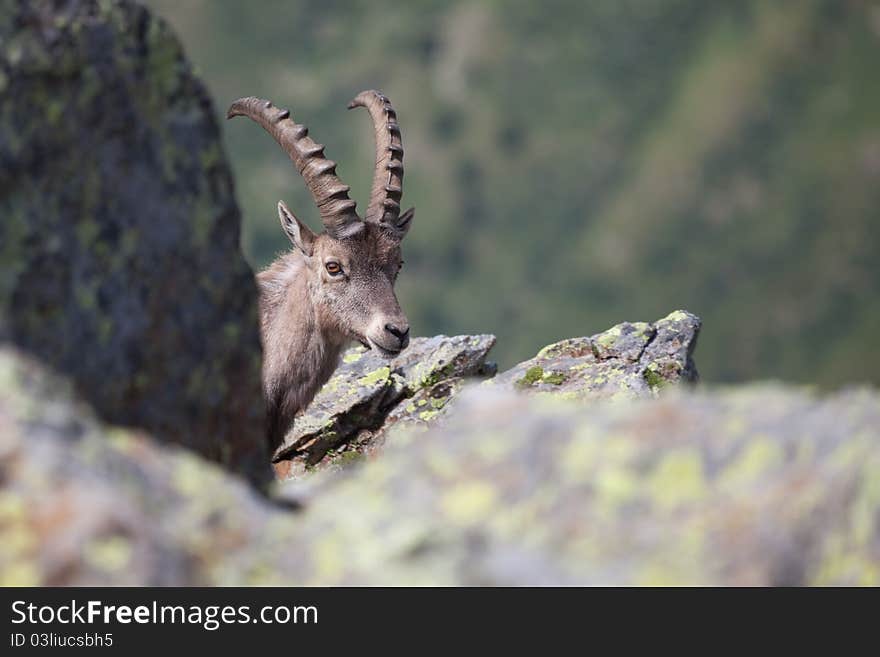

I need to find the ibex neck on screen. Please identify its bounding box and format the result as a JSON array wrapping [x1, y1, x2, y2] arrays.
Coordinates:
[[257, 252, 347, 447]]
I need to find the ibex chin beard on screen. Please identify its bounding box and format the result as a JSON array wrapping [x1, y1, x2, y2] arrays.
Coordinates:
[[228, 90, 415, 449]]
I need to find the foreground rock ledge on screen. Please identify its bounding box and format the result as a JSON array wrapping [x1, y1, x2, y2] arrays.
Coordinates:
[[3, 346, 877, 585], [275, 310, 700, 477], [273, 334, 497, 477]]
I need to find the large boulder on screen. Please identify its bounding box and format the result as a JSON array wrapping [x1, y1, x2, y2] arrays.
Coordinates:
[[287, 384, 879, 585], [2, 345, 877, 586], [0, 0, 266, 482]]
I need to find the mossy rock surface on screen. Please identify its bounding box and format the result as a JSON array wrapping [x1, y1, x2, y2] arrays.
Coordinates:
[[0, 347, 284, 585], [274, 334, 496, 473], [4, 345, 879, 585], [275, 311, 700, 474], [0, 0, 266, 483], [372, 376, 468, 443], [492, 310, 700, 399]]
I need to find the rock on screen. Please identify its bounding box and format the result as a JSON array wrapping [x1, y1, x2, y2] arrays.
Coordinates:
[[492, 310, 700, 399], [0, 0, 267, 483], [274, 310, 700, 476], [0, 349, 880, 586], [4, 345, 878, 586], [273, 334, 496, 476], [0, 347, 287, 585], [378, 376, 468, 440], [281, 384, 880, 585]]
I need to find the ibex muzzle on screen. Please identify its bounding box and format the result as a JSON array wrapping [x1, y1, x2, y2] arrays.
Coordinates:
[[227, 91, 414, 450]]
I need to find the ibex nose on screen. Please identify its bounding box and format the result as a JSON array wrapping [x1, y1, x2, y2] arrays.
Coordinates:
[[385, 323, 410, 348]]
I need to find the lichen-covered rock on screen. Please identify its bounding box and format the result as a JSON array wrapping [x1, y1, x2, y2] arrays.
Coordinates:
[[275, 312, 699, 476], [299, 376, 471, 477], [492, 310, 700, 399], [0, 0, 267, 483], [3, 346, 878, 586], [0, 347, 288, 585], [284, 384, 879, 585], [273, 334, 496, 475], [377, 376, 468, 440]]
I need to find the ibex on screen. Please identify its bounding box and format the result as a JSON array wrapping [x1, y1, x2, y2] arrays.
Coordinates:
[[227, 91, 413, 450]]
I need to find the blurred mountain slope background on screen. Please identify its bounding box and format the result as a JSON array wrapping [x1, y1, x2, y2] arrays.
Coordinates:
[[145, 0, 880, 386]]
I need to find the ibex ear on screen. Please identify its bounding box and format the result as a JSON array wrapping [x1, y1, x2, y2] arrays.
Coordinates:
[[392, 206, 415, 240], [278, 200, 316, 256]]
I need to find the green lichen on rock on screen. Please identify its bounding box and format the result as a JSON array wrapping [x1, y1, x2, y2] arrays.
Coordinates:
[[516, 365, 566, 388], [5, 345, 878, 585], [494, 310, 700, 400], [643, 365, 666, 390], [0, 0, 267, 483], [373, 377, 468, 447], [0, 346, 282, 584], [517, 365, 545, 387], [591, 321, 654, 362], [358, 366, 392, 387], [283, 384, 880, 585], [342, 351, 363, 364], [277, 313, 698, 474], [274, 335, 496, 473], [542, 371, 566, 385]]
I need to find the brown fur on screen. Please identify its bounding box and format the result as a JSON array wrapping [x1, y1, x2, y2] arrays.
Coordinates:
[[228, 90, 413, 451], [259, 219, 411, 450]]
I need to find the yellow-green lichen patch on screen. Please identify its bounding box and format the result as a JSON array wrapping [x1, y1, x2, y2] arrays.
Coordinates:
[[84, 535, 133, 573], [535, 338, 572, 359], [718, 437, 784, 492], [429, 395, 449, 409], [0, 561, 40, 587], [560, 434, 602, 479], [643, 365, 666, 390], [593, 468, 639, 507], [418, 362, 456, 389], [418, 409, 441, 422], [441, 481, 498, 524], [172, 455, 213, 497], [517, 365, 544, 387], [358, 366, 391, 386], [648, 451, 706, 509], [593, 324, 623, 350], [343, 350, 364, 364], [542, 371, 566, 385], [662, 310, 692, 323], [312, 535, 345, 583]]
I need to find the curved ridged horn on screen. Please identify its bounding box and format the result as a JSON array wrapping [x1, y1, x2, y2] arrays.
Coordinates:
[[347, 90, 404, 226], [227, 97, 362, 239]]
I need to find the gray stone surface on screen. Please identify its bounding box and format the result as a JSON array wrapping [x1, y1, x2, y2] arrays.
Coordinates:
[[491, 310, 700, 399], [3, 345, 878, 586], [273, 334, 496, 477], [274, 311, 701, 476], [0, 0, 267, 483]]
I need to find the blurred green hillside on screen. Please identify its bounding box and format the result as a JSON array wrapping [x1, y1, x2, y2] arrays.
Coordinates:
[[145, 0, 880, 386]]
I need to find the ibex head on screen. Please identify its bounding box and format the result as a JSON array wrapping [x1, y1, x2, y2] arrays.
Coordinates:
[[228, 91, 413, 356]]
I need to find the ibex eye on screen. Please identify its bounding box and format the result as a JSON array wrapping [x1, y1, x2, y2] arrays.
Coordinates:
[[325, 262, 343, 276]]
